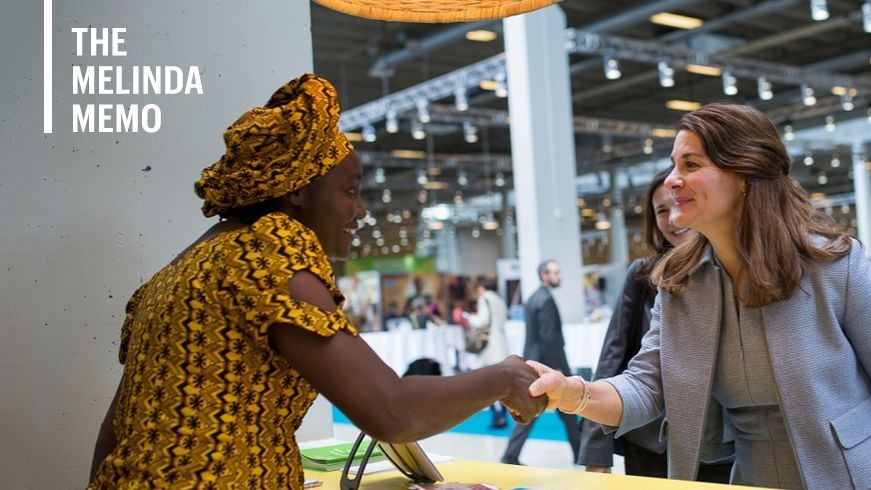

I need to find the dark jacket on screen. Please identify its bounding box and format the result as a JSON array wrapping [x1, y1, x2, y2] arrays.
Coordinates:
[[523, 285, 570, 375], [578, 258, 665, 467]]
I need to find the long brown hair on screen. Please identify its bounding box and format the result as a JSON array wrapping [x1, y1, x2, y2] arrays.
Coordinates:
[[637, 166, 676, 282], [651, 102, 851, 307]]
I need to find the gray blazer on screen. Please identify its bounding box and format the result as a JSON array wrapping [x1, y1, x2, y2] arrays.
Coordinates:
[[606, 240, 871, 489], [523, 286, 571, 375]]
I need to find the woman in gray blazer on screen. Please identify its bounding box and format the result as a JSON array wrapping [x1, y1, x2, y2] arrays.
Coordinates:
[[578, 167, 730, 483], [528, 103, 870, 489]]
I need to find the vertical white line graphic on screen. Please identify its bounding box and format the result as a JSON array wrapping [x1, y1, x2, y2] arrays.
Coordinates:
[[43, 0, 52, 133]]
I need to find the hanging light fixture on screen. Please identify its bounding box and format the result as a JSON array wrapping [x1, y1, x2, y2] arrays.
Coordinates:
[[803, 153, 814, 166], [722, 70, 737, 95], [362, 123, 376, 142], [801, 84, 816, 106], [416, 169, 428, 185], [830, 153, 841, 168], [841, 93, 855, 111], [494, 172, 505, 187], [757, 76, 773, 100], [462, 120, 478, 143], [381, 189, 392, 203], [454, 87, 469, 111], [385, 109, 399, 133], [411, 119, 426, 140], [783, 122, 795, 141], [603, 53, 621, 80], [810, 0, 829, 21], [643, 138, 654, 155], [864, 0, 871, 33], [817, 172, 828, 185], [825, 115, 836, 132], [657, 61, 674, 88], [416, 99, 431, 123], [374, 167, 386, 184], [494, 71, 508, 98], [457, 170, 468, 187]]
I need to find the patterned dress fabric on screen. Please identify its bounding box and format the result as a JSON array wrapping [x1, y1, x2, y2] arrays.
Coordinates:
[[89, 213, 357, 489], [194, 73, 353, 218]]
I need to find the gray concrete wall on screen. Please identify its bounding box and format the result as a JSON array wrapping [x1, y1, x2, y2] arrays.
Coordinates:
[[0, 1, 322, 487]]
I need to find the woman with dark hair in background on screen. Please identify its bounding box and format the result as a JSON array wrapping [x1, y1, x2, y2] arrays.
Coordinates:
[[87, 74, 544, 489], [578, 167, 730, 482], [528, 102, 870, 489]]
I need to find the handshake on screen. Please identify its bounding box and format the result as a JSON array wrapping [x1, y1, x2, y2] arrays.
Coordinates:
[[495, 355, 588, 424]]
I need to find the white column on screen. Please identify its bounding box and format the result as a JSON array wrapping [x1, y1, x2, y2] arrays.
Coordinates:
[[504, 6, 585, 322], [853, 142, 871, 258]]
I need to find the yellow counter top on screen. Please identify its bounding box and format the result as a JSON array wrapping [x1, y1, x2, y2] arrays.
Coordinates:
[[307, 459, 748, 489]]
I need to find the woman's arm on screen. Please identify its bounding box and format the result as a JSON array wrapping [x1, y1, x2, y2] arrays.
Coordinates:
[[89, 380, 121, 483], [267, 271, 546, 443]]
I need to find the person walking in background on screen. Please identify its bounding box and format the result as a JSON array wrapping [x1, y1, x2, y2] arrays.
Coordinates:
[[578, 168, 731, 482], [87, 74, 545, 489], [467, 279, 510, 428], [501, 260, 581, 465], [525, 102, 870, 489]]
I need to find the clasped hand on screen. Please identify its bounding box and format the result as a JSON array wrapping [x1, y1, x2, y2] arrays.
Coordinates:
[[499, 357, 583, 423]]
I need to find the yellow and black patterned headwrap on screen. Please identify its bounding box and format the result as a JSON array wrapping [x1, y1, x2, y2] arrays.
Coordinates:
[[195, 74, 353, 218]]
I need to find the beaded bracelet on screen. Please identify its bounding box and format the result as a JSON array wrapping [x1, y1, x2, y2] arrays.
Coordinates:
[[559, 376, 591, 415]]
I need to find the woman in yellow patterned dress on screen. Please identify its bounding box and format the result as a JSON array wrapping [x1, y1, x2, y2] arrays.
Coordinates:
[[88, 74, 545, 489]]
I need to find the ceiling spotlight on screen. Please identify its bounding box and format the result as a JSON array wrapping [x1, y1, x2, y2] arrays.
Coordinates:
[[757, 76, 773, 100], [495, 72, 508, 98], [385, 109, 399, 133], [495, 172, 505, 187], [416, 99, 431, 123], [416, 169, 428, 185], [603, 54, 621, 80], [649, 12, 704, 29], [411, 119, 426, 140], [374, 167, 386, 184], [465, 29, 498, 42], [841, 93, 855, 111], [801, 84, 816, 106], [362, 123, 376, 143], [783, 122, 795, 141], [457, 170, 468, 187], [643, 138, 654, 155], [864, 0, 871, 33], [657, 61, 674, 87], [810, 0, 829, 21], [803, 153, 814, 166], [666, 99, 702, 111], [685, 64, 721, 77], [722, 70, 738, 95], [594, 212, 612, 231], [381, 189, 392, 203], [830, 154, 841, 168], [817, 172, 828, 185], [471, 226, 481, 238], [462, 120, 479, 143], [454, 87, 469, 111], [825, 115, 836, 132]]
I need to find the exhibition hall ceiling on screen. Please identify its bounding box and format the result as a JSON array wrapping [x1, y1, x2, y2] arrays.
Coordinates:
[[311, 0, 871, 259]]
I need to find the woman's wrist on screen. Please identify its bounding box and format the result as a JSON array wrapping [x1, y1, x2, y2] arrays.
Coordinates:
[[559, 376, 590, 414]]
